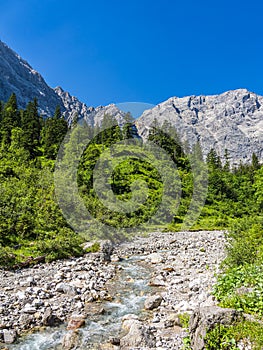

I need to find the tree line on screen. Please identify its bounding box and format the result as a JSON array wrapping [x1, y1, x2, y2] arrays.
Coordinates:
[[0, 93, 262, 268]]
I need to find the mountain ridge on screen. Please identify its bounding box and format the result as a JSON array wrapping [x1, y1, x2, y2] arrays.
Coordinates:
[[136, 88, 263, 165], [0, 40, 262, 164], [0, 40, 125, 125]]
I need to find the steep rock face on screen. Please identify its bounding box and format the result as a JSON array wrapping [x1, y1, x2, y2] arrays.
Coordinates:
[[0, 40, 126, 126], [136, 89, 263, 165], [54, 86, 94, 124], [0, 40, 64, 116], [1, 40, 262, 164], [92, 103, 127, 127]]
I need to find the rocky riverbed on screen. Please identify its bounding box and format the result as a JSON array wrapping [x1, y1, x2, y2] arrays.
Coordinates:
[[0, 230, 226, 349]]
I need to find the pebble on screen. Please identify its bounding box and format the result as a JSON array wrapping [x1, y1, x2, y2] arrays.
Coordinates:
[[0, 231, 226, 349]]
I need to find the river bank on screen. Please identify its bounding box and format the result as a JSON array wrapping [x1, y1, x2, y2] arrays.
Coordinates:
[[0, 230, 226, 349]]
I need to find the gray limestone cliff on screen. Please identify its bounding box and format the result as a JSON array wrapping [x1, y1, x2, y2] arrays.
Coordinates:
[[0, 40, 262, 164], [136, 89, 263, 165], [0, 40, 127, 126]]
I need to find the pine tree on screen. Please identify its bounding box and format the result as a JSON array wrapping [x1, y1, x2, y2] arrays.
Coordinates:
[[206, 149, 222, 170], [1, 93, 20, 145], [223, 149, 230, 172], [252, 153, 260, 171], [21, 99, 41, 157], [122, 112, 135, 140], [41, 106, 68, 159]]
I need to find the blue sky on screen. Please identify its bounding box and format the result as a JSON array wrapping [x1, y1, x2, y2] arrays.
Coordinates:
[[1, 0, 263, 108]]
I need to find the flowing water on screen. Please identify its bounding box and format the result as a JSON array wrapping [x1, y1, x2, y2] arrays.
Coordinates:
[[10, 255, 156, 349]]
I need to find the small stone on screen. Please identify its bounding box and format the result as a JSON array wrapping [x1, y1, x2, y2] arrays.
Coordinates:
[[67, 315, 86, 330], [109, 337, 120, 345], [148, 253, 164, 264], [3, 329, 17, 344], [22, 304, 37, 314], [110, 254, 120, 262], [148, 277, 165, 287]]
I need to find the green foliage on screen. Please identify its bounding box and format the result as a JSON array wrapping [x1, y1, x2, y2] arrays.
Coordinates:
[[83, 241, 100, 253], [204, 321, 263, 350], [0, 245, 17, 268], [21, 99, 41, 157], [35, 228, 84, 262], [204, 324, 239, 349], [41, 105, 68, 159], [254, 166, 263, 210], [213, 217, 263, 320], [78, 139, 165, 229], [224, 217, 263, 267], [214, 263, 263, 316], [178, 313, 190, 328], [0, 94, 84, 268], [0, 93, 262, 272]]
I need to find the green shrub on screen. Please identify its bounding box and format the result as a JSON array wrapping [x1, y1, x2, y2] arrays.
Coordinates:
[[0, 246, 17, 268], [35, 228, 85, 262], [205, 324, 238, 349], [84, 241, 100, 253], [205, 320, 263, 350], [224, 217, 263, 268]]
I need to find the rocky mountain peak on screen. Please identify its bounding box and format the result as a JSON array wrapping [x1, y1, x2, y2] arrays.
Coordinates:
[[136, 89, 263, 165], [0, 40, 63, 116], [0, 41, 100, 123], [0, 40, 128, 127], [0, 40, 262, 165]]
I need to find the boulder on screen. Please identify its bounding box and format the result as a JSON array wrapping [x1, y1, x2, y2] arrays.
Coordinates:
[[62, 330, 81, 350], [55, 282, 77, 296], [148, 253, 164, 264], [67, 314, 86, 330], [110, 254, 120, 262], [99, 240, 113, 261], [144, 295, 163, 310], [22, 303, 37, 314], [120, 320, 156, 348], [121, 314, 139, 331], [148, 276, 165, 287], [3, 329, 17, 344], [189, 306, 242, 350], [42, 307, 62, 327]]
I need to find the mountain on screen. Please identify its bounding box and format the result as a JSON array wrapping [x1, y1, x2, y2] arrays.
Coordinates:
[[0, 40, 126, 124], [136, 89, 263, 165], [0, 40, 262, 164]]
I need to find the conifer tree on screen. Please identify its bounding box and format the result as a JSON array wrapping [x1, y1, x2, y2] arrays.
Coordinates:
[[21, 98, 41, 157], [41, 106, 68, 159], [1, 93, 20, 145]]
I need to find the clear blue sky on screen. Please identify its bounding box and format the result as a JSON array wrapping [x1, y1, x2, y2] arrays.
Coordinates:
[[1, 0, 263, 107]]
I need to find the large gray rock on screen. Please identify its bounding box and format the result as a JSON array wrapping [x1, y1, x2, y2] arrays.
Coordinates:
[[55, 282, 77, 296], [99, 240, 114, 261], [3, 329, 17, 344], [61, 330, 81, 350], [189, 306, 242, 350], [136, 89, 263, 165], [144, 295, 163, 310], [120, 319, 156, 349]]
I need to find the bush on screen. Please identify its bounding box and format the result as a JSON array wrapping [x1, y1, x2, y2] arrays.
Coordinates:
[[35, 228, 85, 262], [224, 217, 263, 268], [205, 320, 263, 350], [0, 246, 17, 268]]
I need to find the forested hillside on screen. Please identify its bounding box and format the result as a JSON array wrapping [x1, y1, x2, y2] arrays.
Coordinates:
[[0, 93, 262, 270]]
